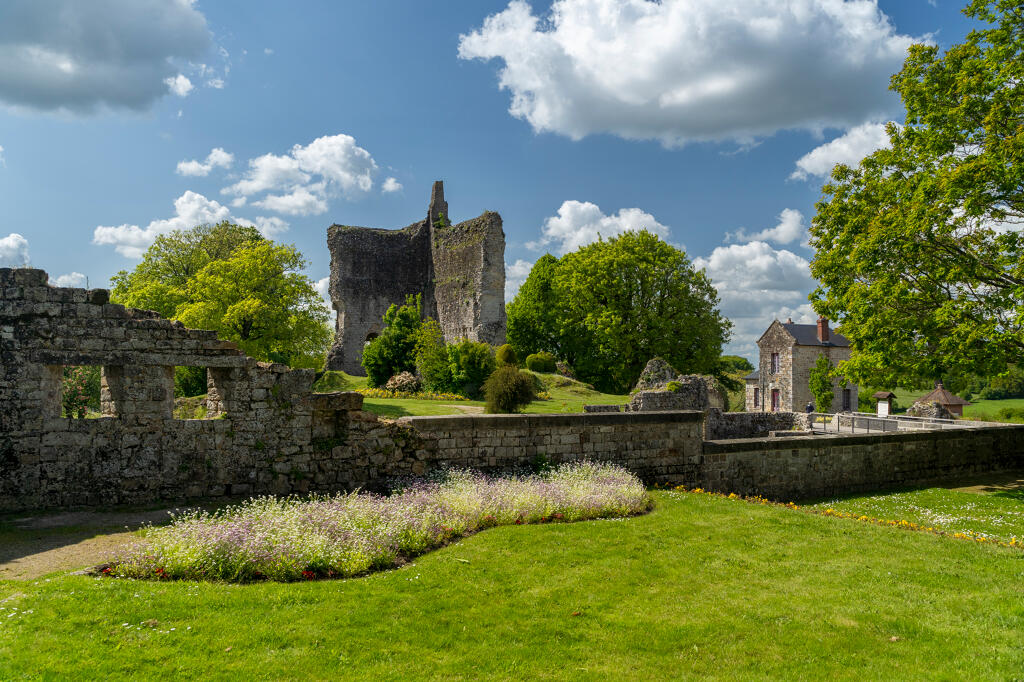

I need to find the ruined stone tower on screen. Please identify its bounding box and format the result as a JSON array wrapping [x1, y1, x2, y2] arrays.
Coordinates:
[[325, 181, 506, 374]]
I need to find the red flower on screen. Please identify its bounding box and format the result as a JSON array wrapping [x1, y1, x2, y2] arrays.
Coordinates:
[[302, 570, 316, 580]]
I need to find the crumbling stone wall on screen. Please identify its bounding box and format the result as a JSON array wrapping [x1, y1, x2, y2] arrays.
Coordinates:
[[325, 181, 506, 374]]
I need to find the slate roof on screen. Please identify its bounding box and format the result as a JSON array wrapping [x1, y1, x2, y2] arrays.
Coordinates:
[[781, 322, 851, 348], [919, 384, 971, 406], [743, 369, 759, 381]]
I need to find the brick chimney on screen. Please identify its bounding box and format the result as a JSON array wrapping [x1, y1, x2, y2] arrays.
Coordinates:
[[817, 316, 830, 343]]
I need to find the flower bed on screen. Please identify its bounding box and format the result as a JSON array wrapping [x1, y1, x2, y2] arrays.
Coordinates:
[[105, 462, 651, 582], [356, 387, 470, 401]]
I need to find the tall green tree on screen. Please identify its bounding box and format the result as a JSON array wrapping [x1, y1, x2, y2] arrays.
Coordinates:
[[176, 241, 331, 368], [507, 230, 731, 394], [112, 223, 330, 369], [361, 295, 423, 387], [808, 354, 835, 413], [809, 0, 1024, 388]]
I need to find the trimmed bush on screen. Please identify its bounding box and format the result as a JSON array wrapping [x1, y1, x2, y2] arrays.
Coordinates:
[[525, 351, 557, 373], [496, 344, 518, 367], [384, 371, 421, 393], [448, 340, 496, 398], [484, 366, 536, 413]]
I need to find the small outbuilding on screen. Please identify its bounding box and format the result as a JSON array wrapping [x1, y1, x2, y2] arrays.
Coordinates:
[[917, 383, 971, 417], [873, 391, 897, 417]]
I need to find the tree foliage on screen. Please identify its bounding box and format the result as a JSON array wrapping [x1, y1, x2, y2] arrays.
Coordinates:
[[361, 295, 423, 387], [414, 319, 453, 393], [507, 230, 730, 394], [111, 223, 330, 369], [809, 1, 1024, 387], [808, 354, 835, 413]]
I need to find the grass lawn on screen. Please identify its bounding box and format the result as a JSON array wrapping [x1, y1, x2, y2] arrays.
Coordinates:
[[807, 484, 1024, 543], [314, 370, 629, 417], [2, 490, 1023, 678]]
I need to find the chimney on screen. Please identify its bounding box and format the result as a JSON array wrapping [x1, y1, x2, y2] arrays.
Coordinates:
[[817, 316, 830, 343]]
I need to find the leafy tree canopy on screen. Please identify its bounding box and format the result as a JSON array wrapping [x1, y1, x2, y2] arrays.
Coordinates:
[[808, 354, 835, 413], [507, 230, 731, 394], [362, 295, 423, 387], [809, 0, 1024, 388], [111, 222, 330, 368]]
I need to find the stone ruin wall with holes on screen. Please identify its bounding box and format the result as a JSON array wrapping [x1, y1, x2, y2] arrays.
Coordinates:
[[325, 181, 506, 375], [2, 265, 1023, 512]]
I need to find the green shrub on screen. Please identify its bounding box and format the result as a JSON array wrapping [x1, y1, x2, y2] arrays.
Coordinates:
[[525, 351, 557, 373], [62, 366, 100, 418], [496, 344, 518, 367], [666, 381, 682, 393], [414, 319, 454, 393], [174, 366, 207, 398], [484, 365, 536, 413], [996, 407, 1024, 423], [448, 340, 496, 398], [361, 295, 423, 387]]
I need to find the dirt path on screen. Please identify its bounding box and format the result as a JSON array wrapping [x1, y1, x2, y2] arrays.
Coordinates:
[[0, 509, 174, 581], [446, 404, 484, 414]]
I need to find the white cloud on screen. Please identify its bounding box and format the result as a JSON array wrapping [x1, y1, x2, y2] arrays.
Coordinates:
[[0, 0, 210, 113], [92, 191, 290, 258], [0, 144, 5, 167], [176, 147, 234, 177], [315, 275, 336, 320], [694, 241, 817, 359], [382, 177, 403, 193], [458, 0, 916, 146], [528, 200, 669, 255], [51, 272, 86, 288], [222, 134, 380, 215], [264, 48, 274, 56], [0, 233, 29, 267], [206, 78, 225, 89], [164, 74, 194, 98], [727, 208, 807, 246], [791, 121, 893, 180], [505, 258, 535, 300]]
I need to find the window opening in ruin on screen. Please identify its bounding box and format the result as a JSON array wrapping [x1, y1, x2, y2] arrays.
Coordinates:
[[57, 365, 103, 419], [364, 332, 378, 347], [173, 366, 218, 420]]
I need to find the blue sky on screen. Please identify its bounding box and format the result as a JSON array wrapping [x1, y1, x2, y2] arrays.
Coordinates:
[[0, 0, 979, 360]]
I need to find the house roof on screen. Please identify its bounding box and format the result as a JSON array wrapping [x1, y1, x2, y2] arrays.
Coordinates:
[[872, 391, 897, 400], [743, 370, 759, 381], [780, 322, 851, 348], [919, 384, 971, 406]]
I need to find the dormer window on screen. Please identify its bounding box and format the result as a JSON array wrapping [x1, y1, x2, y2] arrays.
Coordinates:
[[770, 353, 779, 374]]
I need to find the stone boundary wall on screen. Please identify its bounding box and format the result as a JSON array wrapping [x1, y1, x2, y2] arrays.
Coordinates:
[[700, 426, 1024, 500], [704, 409, 804, 440]]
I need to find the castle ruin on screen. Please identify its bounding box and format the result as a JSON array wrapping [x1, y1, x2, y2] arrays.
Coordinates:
[[325, 181, 506, 374]]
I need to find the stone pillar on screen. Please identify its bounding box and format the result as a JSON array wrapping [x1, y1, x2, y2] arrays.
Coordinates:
[[102, 365, 173, 420]]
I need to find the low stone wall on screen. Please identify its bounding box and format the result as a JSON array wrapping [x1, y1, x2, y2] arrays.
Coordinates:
[[699, 426, 1024, 500], [704, 409, 807, 440]]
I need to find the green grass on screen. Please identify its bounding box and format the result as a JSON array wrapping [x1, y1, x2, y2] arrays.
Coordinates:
[[807, 485, 1024, 543], [964, 398, 1024, 422], [3, 490, 1023, 678], [315, 370, 629, 417]]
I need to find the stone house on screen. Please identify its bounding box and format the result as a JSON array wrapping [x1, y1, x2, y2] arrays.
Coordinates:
[[744, 317, 858, 413]]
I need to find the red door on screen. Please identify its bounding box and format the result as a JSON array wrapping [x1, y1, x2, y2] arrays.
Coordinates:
[[771, 389, 780, 412]]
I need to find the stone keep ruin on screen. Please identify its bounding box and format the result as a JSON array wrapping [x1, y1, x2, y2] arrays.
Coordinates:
[[326, 181, 507, 374]]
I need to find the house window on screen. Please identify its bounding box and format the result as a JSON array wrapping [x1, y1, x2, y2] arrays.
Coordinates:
[[771, 389, 780, 412], [753, 388, 760, 409], [770, 353, 780, 374]]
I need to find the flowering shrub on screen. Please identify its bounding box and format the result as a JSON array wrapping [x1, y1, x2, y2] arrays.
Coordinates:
[[384, 371, 421, 393], [107, 462, 650, 582], [356, 387, 469, 401]]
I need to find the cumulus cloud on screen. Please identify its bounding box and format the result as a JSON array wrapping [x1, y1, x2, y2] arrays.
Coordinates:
[[92, 191, 290, 258], [315, 276, 335, 319], [51, 272, 86, 288], [790, 121, 893, 180], [504, 259, 535, 300], [206, 78, 225, 89], [0, 144, 5, 167], [0, 0, 211, 113], [164, 74, 194, 98], [694, 241, 817, 358], [0, 233, 29, 267], [176, 147, 234, 177], [458, 0, 916, 146], [222, 134, 379, 216], [727, 208, 807, 246], [382, 177, 403, 193], [528, 200, 669, 255]]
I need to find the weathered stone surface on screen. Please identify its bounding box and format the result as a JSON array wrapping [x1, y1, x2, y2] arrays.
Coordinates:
[[633, 357, 680, 392], [325, 181, 506, 374], [906, 400, 955, 420]]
